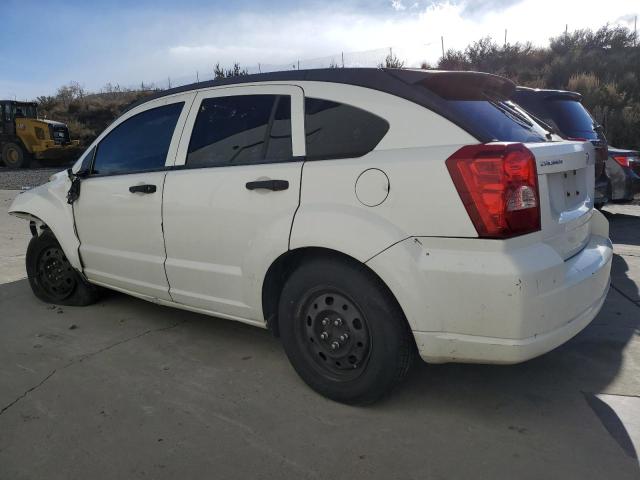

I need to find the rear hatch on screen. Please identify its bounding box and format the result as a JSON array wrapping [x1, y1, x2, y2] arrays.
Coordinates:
[[388, 70, 595, 258], [526, 141, 595, 259]]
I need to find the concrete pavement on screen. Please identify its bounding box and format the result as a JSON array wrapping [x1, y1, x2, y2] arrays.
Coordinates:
[[0, 190, 30, 284], [1, 190, 639, 479]]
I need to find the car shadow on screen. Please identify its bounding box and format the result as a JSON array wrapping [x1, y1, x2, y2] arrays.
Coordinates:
[[389, 209, 640, 468], [1, 208, 638, 476]]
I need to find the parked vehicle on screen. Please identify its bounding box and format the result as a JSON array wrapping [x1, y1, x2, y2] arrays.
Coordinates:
[[606, 147, 640, 202], [512, 87, 611, 208], [9, 69, 612, 403], [0, 100, 80, 168]]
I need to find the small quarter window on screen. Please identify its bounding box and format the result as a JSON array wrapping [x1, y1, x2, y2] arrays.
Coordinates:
[[304, 98, 389, 160], [187, 94, 293, 168], [92, 102, 183, 175]]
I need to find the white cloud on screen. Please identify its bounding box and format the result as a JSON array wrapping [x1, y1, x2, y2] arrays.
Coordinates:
[[14, 0, 640, 96], [142, 0, 636, 87]]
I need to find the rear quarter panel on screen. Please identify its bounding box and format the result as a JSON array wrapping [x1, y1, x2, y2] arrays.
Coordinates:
[[290, 82, 478, 261]]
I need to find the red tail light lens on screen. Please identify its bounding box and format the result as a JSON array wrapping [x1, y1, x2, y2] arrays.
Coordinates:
[[612, 155, 630, 167], [446, 143, 541, 239]]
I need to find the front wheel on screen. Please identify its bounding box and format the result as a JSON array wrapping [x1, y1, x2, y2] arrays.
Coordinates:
[[26, 230, 100, 306], [278, 256, 414, 404], [1, 142, 30, 168]]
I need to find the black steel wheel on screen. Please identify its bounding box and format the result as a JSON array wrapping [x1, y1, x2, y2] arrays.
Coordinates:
[[26, 230, 100, 306], [299, 290, 371, 381], [35, 246, 76, 301], [279, 255, 414, 404]]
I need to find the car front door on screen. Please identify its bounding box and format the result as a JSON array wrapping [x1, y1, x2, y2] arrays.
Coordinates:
[[73, 94, 193, 300], [162, 85, 305, 323]]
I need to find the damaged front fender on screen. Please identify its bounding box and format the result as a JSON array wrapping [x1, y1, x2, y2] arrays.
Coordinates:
[[8, 175, 82, 270]]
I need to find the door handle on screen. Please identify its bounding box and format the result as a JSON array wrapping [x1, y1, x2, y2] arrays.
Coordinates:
[[245, 179, 289, 191], [129, 184, 157, 194]]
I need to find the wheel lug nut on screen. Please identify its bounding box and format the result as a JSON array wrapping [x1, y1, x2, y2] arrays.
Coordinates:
[[322, 318, 329, 326], [320, 332, 329, 340], [334, 318, 343, 326], [339, 333, 349, 341], [331, 341, 340, 350]]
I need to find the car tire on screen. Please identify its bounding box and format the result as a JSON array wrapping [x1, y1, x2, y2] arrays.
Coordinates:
[[2, 142, 31, 169], [26, 230, 100, 306], [278, 255, 414, 404]]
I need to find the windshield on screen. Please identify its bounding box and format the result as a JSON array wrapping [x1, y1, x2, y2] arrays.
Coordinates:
[[7, 103, 37, 119], [446, 100, 549, 143], [20, 104, 37, 118]]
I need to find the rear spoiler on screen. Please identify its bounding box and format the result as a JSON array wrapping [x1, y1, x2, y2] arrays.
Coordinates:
[[514, 86, 582, 102], [386, 69, 516, 101]]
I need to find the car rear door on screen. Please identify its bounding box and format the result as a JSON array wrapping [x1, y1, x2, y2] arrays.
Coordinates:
[[162, 84, 305, 323], [73, 94, 194, 300]]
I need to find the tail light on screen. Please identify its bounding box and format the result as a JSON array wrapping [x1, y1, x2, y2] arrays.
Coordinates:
[[612, 155, 630, 167], [446, 143, 541, 239]]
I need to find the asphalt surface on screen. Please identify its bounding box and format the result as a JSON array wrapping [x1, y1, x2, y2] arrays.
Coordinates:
[[0, 193, 639, 479]]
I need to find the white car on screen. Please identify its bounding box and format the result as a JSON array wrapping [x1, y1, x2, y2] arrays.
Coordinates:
[[9, 69, 612, 404]]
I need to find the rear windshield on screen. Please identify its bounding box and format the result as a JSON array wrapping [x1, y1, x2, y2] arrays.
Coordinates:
[[541, 100, 595, 137], [411, 75, 549, 143], [513, 96, 597, 139], [446, 100, 549, 143]]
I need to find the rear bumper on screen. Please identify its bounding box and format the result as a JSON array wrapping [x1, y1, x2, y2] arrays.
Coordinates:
[[367, 213, 613, 364], [412, 281, 609, 364]]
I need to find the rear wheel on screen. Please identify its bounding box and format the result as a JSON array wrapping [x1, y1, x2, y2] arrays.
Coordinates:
[[278, 256, 414, 404], [2, 142, 30, 168], [26, 230, 100, 306]]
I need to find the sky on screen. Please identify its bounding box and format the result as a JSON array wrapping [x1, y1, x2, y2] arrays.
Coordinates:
[[1, 0, 638, 100]]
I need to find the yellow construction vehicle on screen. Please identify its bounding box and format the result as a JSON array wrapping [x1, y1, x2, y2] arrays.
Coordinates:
[[1, 100, 80, 168]]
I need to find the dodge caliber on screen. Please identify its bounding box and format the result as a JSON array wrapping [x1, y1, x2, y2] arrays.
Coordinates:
[[9, 69, 613, 404]]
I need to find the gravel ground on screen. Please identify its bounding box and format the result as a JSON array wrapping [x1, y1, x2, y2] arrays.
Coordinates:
[[0, 166, 67, 190]]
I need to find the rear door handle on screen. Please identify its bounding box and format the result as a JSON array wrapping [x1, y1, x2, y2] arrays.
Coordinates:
[[245, 180, 289, 191], [129, 184, 157, 194]]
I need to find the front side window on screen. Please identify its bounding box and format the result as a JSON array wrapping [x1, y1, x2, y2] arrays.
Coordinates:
[[92, 102, 183, 175], [187, 94, 292, 168], [304, 98, 389, 160]]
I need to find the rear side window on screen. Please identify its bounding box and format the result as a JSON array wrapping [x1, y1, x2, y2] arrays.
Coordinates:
[[187, 95, 292, 168], [304, 98, 389, 160], [92, 102, 183, 175]]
